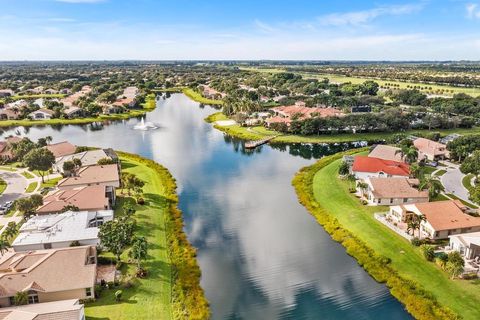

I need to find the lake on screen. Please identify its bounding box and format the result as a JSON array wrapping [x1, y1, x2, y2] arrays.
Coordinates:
[[0, 93, 411, 320]]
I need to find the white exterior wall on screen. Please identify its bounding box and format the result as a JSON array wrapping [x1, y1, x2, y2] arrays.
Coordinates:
[[13, 238, 99, 252], [353, 171, 408, 180]]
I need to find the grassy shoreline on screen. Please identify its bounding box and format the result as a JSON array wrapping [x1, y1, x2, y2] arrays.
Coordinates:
[[182, 88, 223, 105], [0, 94, 157, 128], [100, 152, 208, 320], [293, 149, 480, 320], [206, 112, 480, 144]]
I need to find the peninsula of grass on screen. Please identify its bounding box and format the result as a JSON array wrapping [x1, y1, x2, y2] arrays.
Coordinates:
[[462, 174, 474, 190], [0, 95, 157, 128], [182, 88, 223, 105], [20, 171, 34, 179], [293, 149, 480, 320], [434, 169, 447, 177], [25, 182, 38, 193], [40, 176, 63, 189], [85, 152, 208, 320], [206, 112, 480, 144], [0, 178, 6, 195]]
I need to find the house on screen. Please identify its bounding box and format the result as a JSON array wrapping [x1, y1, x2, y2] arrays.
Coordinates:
[[44, 88, 58, 95], [64, 106, 84, 118], [57, 164, 120, 204], [265, 101, 344, 127], [102, 104, 124, 114], [368, 145, 404, 162], [448, 231, 480, 260], [112, 86, 139, 108], [0, 299, 85, 320], [53, 149, 117, 173], [60, 86, 92, 108], [351, 105, 372, 113], [0, 108, 21, 120], [351, 156, 410, 180], [413, 138, 449, 161], [361, 177, 429, 205], [0, 246, 96, 307], [388, 200, 480, 239], [29, 108, 55, 120], [45, 141, 77, 158], [0, 89, 14, 97], [201, 85, 225, 99], [36, 186, 111, 215], [12, 210, 113, 251]]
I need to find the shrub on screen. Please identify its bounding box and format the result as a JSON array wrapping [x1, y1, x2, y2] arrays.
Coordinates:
[[421, 245, 435, 261], [411, 237, 422, 246], [115, 290, 123, 302]]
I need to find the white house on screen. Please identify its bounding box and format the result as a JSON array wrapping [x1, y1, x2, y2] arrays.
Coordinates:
[[53, 149, 117, 174], [12, 210, 114, 251], [449, 231, 480, 260], [351, 155, 410, 180], [29, 108, 55, 120], [361, 177, 429, 206]]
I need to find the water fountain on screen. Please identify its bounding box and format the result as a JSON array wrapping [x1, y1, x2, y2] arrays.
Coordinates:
[[133, 117, 158, 131]]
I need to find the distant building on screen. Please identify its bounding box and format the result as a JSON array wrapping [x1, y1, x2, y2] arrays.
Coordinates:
[[413, 138, 449, 161], [0, 246, 96, 307], [64, 106, 84, 119], [45, 141, 77, 158], [368, 145, 404, 162], [29, 108, 55, 120], [36, 186, 111, 215], [0, 299, 85, 320], [0, 89, 14, 97], [53, 149, 117, 173], [265, 101, 344, 127], [12, 210, 113, 251], [352, 156, 410, 180], [362, 177, 428, 205], [351, 105, 371, 113]]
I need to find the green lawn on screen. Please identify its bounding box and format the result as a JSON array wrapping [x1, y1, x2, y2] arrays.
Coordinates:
[[462, 174, 474, 190], [25, 182, 38, 193], [311, 156, 480, 319], [0, 166, 17, 172], [40, 177, 63, 189], [21, 171, 34, 179], [0, 178, 6, 195], [182, 88, 224, 105], [85, 156, 172, 319], [434, 169, 447, 177]]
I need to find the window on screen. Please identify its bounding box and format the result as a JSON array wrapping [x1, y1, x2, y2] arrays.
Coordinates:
[[86, 287, 92, 297], [43, 243, 52, 249], [390, 198, 393, 204], [403, 198, 408, 203], [28, 291, 39, 304]]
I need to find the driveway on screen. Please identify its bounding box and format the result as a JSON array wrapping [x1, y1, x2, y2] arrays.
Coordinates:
[[0, 170, 28, 206], [441, 164, 470, 202]]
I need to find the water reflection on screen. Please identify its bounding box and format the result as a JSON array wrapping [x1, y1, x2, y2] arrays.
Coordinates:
[[0, 94, 411, 320]]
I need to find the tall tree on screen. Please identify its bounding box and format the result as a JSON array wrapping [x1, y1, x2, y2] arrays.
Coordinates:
[[23, 148, 55, 183], [98, 216, 135, 261], [129, 236, 148, 270], [419, 176, 445, 199]]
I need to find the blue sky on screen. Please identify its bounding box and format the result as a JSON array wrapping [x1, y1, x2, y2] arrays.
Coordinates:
[[0, 0, 479, 60]]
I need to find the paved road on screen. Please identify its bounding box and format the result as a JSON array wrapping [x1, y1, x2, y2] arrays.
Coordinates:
[[441, 165, 470, 201], [0, 170, 28, 206]]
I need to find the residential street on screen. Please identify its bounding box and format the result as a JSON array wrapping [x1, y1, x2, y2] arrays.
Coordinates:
[[0, 170, 28, 206], [441, 164, 471, 202]]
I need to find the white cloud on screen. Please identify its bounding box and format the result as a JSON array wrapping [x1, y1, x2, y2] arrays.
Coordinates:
[[319, 4, 422, 26], [466, 3, 480, 18]]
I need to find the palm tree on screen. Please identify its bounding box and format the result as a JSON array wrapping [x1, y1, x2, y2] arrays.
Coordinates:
[[0, 239, 10, 256], [357, 182, 369, 198], [419, 176, 445, 199], [395, 145, 418, 164], [45, 136, 53, 145]]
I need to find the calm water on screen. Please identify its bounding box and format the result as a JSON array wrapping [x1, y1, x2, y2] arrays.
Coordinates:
[[1, 94, 411, 320]]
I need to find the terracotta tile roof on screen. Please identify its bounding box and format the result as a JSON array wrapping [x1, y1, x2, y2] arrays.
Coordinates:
[[352, 156, 410, 176], [413, 200, 480, 231], [413, 138, 448, 157], [272, 105, 344, 119], [57, 164, 120, 188], [45, 141, 76, 158], [368, 145, 404, 162], [36, 186, 109, 214], [368, 177, 428, 199], [0, 246, 96, 298]]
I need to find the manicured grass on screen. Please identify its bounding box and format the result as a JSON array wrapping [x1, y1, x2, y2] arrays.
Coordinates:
[[204, 112, 228, 123], [431, 193, 450, 201], [422, 166, 437, 175], [434, 169, 447, 177], [462, 174, 474, 190], [12, 93, 67, 100], [182, 88, 224, 105], [86, 153, 208, 320], [0, 178, 6, 195], [40, 177, 63, 189], [25, 182, 38, 193], [20, 171, 34, 179], [0, 166, 17, 172], [241, 67, 480, 97], [86, 157, 172, 320], [309, 155, 480, 319]]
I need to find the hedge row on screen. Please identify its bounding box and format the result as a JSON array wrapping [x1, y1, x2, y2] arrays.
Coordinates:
[[118, 152, 210, 320], [292, 148, 460, 320]]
